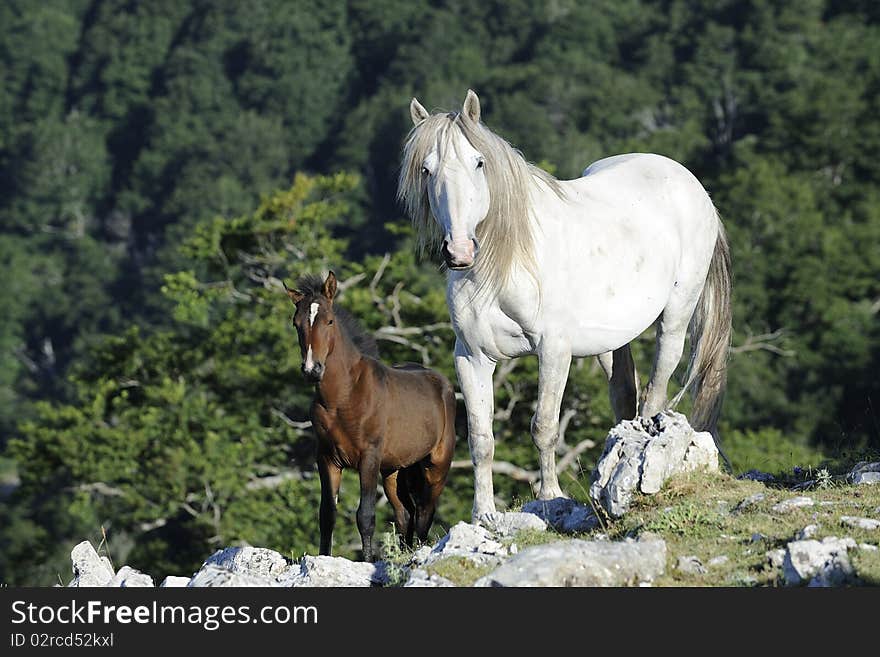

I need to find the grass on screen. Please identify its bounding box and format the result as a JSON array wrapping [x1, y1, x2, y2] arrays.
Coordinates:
[[378, 466, 880, 586], [600, 471, 880, 586], [424, 557, 497, 586]]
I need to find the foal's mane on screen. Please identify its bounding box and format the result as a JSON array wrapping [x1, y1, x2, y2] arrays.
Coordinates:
[[398, 110, 564, 295], [296, 274, 379, 358]]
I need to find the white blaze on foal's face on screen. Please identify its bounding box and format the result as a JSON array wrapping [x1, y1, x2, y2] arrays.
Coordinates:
[[304, 303, 319, 370], [425, 130, 489, 269]]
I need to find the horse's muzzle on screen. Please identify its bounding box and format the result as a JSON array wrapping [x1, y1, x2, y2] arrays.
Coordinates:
[[442, 238, 477, 270], [302, 362, 324, 382]]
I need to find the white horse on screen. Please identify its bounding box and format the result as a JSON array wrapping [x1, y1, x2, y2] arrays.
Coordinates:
[[398, 90, 731, 520]]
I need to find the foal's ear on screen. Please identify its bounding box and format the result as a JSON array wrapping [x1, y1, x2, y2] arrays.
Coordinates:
[[322, 271, 337, 303], [410, 97, 430, 126], [283, 280, 304, 304], [463, 89, 481, 123]]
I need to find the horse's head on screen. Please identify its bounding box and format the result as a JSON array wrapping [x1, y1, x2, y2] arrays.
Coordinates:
[[410, 90, 488, 270], [285, 271, 339, 383]]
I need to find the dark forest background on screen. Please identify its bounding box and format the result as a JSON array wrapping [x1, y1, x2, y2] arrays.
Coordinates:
[[1, 0, 878, 584]]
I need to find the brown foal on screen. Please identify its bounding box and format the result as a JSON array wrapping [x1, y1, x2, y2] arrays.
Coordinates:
[[286, 271, 456, 561]]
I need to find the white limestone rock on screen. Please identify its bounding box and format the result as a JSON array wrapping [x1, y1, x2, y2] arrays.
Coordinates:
[[733, 493, 766, 513], [849, 462, 880, 485], [409, 545, 433, 566], [107, 565, 154, 587], [590, 411, 719, 518], [423, 522, 508, 567], [160, 576, 192, 587], [766, 549, 787, 569], [783, 536, 857, 586], [278, 555, 388, 587], [203, 546, 289, 580], [771, 496, 814, 514], [520, 498, 598, 533], [403, 569, 455, 587], [474, 537, 666, 587], [796, 524, 820, 540], [479, 511, 548, 537], [68, 541, 114, 587], [840, 516, 880, 531], [676, 555, 706, 575], [188, 564, 277, 587]]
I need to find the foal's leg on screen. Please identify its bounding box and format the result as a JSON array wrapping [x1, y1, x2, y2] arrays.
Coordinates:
[[317, 452, 342, 556], [357, 450, 382, 562], [382, 470, 413, 547], [413, 457, 450, 543], [597, 345, 639, 422], [532, 340, 572, 500], [454, 340, 498, 521]]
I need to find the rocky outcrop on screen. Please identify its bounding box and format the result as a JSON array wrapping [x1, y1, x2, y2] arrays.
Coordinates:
[[423, 521, 508, 567], [403, 569, 455, 587], [203, 547, 290, 580], [69, 541, 115, 587], [839, 516, 880, 531], [520, 498, 597, 533], [590, 411, 719, 518], [783, 536, 858, 586], [479, 511, 548, 536], [160, 576, 191, 587], [279, 555, 388, 587], [676, 555, 706, 575], [474, 537, 666, 587], [733, 492, 766, 513], [59, 410, 879, 589], [849, 462, 880, 485], [189, 564, 277, 587], [107, 566, 153, 587], [771, 496, 814, 514]]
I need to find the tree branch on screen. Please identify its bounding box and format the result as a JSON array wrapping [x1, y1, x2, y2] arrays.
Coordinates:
[[374, 332, 431, 366], [271, 407, 312, 430], [450, 459, 538, 483], [73, 482, 126, 497], [730, 329, 794, 357], [245, 470, 305, 491], [557, 437, 597, 473]]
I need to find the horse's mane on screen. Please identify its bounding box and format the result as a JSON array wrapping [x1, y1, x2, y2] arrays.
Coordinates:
[[398, 110, 564, 296], [295, 274, 380, 358]]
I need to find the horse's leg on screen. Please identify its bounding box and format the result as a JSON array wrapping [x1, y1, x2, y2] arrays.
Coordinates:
[[597, 345, 639, 422], [356, 450, 381, 562], [382, 470, 412, 547], [317, 451, 342, 556], [413, 477, 441, 544], [398, 470, 417, 545], [414, 450, 452, 543], [454, 340, 497, 521], [532, 341, 572, 500], [641, 298, 698, 418]]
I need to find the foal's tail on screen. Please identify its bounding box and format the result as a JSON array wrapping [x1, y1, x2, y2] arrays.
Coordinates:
[[671, 208, 732, 442]]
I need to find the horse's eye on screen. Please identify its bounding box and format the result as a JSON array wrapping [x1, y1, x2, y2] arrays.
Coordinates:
[[327, 319, 334, 325], [421, 166, 430, 176], [476, 158, 484, 169]]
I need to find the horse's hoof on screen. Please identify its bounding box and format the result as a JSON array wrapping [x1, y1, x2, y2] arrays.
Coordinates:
[[537, 488, 568, 501], [471, 509, 498, 525], [476, 511, 504, 528]]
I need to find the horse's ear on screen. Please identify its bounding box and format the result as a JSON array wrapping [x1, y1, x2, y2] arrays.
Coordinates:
[[463, 89, 481, 123], [322, 271, 337, 303], [283, 280, 304, 304], [410, 97, 429, 125]]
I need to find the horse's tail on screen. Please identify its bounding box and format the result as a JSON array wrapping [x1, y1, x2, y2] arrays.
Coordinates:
[[671, 207, 732, 442]]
